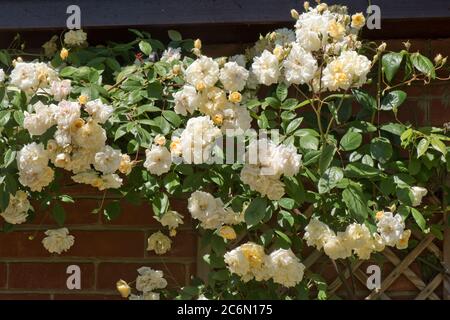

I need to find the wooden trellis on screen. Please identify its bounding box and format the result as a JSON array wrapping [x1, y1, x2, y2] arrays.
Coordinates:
[[304, 221, 449, 300], [196, 201, 449, 299]]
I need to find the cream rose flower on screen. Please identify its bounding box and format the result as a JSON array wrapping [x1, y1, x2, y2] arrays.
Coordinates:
[[144, 145, 172, 176], [185, 56, 219, 89], [0, 191, 31, 224], [135, 267, 167, 293], [147, 231, 172, 255], [42, 228, 75, 254]]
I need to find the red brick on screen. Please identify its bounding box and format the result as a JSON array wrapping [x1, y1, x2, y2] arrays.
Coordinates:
[[203, 43, 246, 58], [428, 82, 450, 97], [26, 198, 192, 227], [27, 199, 100, 226], [8, 263, 95, 290], [101, 201, 159, 226], [66, 231, 146, 258], [0, 293, 51, 300], [53, 293, 121, 300], [97, 262, 187, 290], [0, 230, 145, 258], [395, 98, 428, 126], [384, 39, 430, 56], [0, 264, 6, 288], [101, 198, 192, 227], [429, 99, 450, 126], [185, 263, 197, 284], [430, 39, 450, 58], [145, 230, 197, 258], [0, 231, 47, 258]]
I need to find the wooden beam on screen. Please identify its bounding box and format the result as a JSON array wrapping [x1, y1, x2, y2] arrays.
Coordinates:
[[0, 0, 449, 30]]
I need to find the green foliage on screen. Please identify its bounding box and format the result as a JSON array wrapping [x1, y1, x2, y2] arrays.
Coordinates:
[[0, 14, 447, 301]]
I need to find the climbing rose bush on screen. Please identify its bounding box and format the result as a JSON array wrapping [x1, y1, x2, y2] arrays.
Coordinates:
[[0, 2, 448, 300]]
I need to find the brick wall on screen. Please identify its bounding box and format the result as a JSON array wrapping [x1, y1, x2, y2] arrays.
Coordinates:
[[0, 183, 197, 300], [0, 37, 449, 300]]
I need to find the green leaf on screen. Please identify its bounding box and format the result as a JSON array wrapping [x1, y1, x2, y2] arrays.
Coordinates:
[[137, 104, 161, 114], [340, 130, 362, 151], [152, 192, 169, 216], [0, 187, 10, 211], [163, 172, 180, 194], [381, 90, 407, 111], [411, 207, 427, 232], [52, 203, 66, 226], [352, 89, 377, 110], [408, 157, 421, 175], [13, 110, 24, 126], [382, 52, 404, 82], [3, 149, 16, 168], [275, 230, 292, 246], [345, 163, 380, 178], [244, 197, 267, 226], [348, 120, 377, 133], [299, 135, 319, 150], [128, 29, 144, 38], [279, 210, 295, 227], [430, 137, 447, 155], [319, 144, 336, 175], [430, 224, 443, 240], [396, 186, 414, 206], [318, 167, 344, 194], [284, 176, 305, 204], [278, 198, 296, 210], [211, 269, 229, 281], [411, 52, 436, 78], [265, 97, 280, 109], [168, 30, 182, 41], [370, 137, 393, 163], [104, 201, 121, 221], [114, 124, 128, 141], [0, 50, 11, 67], [105, 58, 121, 72], [246, 99, 261, 110], [162, 110, 182, 127], [276, 83, 288, 101], [0, 110, 10, 126], [398, 205, 411, 220], [138, 40, 153, 56], [286, 117, 303, 135], [147, 81, 163, 99], [380, 123, 406, 136], [342, 185, 370, 221], [417, 138, 430, 158], [59, 195, 75, 203], [59, 66, 78, 77], [281, 98, 298, 110], [151, 116, 171, 134]]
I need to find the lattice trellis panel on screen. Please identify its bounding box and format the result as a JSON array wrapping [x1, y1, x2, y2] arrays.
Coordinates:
[[196, 205, 449, 299], [304, 225, 448, 300]]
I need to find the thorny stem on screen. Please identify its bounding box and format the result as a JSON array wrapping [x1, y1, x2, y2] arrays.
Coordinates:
[[324, 90, 349, 138], [372, 58, 382, 137], [97, 190, 108, 213], [382, 75, 422, 95], [315, 101, 325, 143]]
